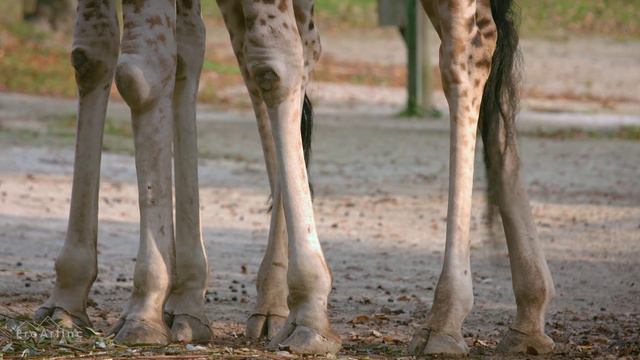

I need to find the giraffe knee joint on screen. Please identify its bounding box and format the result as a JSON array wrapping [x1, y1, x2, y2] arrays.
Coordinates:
[[115, 59, 154, 110], [248, 62, 298, 107], [71, 48, 114, 96]]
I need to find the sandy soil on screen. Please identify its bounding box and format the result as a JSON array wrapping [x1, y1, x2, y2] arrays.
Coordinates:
[[0, 90, 639, 358]]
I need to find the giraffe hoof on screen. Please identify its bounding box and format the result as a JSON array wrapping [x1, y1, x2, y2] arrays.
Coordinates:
[[169, 314, 213, 343], [268, 323, 341, 355], [409, 328, 468, 355], [112, 318, 171, 345], [497, 328, 555, 355], [33, 306, 91, 329], [246, 313, 287, 340]]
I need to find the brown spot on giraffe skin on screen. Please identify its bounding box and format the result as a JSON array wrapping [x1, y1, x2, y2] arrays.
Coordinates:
[[452, 39, 466, 56], [283, 22, 288, 29], [448, 69, 463, 84], [447, 0, 461, 12], [475, 58, 491, 69], [146, 15, 163, 28], [460, 89, 468, 97], [474, 78, 481, 88], [477, 17, 492, 30], [471, 33, 483, 48], [483, 29, 496, 39], [308, 20, 315, 31], [277, 0, 288, 12], [260, 18, 267, 26], [145, 38, 157, 49], [123, 0, 146, 14]]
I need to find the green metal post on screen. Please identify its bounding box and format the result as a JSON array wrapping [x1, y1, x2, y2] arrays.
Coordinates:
[[404, 0, 421, 116]]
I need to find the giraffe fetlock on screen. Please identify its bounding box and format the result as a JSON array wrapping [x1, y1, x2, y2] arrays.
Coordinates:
[[268, 290, 341, 355], [409, 291, 473, 355], [164, 288, 213, 343], [246, 252, 289, 339], [409, 328, 469, 356], [266, 256, 341, 355], [34, 242, 98, 329], [497, 328, 555, 355]]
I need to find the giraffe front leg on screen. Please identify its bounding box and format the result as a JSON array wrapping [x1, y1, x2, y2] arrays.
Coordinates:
[[240, 0, 340, 354], [246, 102, 290, 340], [410, 1, 481, 355], [34, 0, 119, 329], [217, 0, 290, 340], [109, 0, 177, 345], [163, 0, 213, 343], [264, 92, 339, 355]]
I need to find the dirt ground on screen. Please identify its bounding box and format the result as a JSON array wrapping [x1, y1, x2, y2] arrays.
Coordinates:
[[0, 87, 639, 358]]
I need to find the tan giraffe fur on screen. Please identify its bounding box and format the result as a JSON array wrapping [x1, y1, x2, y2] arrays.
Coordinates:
[[35, 0, 554, 356]]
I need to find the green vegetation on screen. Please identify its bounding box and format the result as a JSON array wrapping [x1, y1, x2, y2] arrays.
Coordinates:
[[519, 0, 640, 38], [0, 0, 638, 104], [201, 0, 640, 37], [203, 59, 240, 75]]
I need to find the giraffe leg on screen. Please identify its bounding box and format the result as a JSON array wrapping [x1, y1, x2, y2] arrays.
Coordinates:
[[240, 0, 340, 354], [410, 0, 484, 355], [34, 0, 119, 329], [245, 102, 290, 339], [109, 0, 177, 345], [163, 0, 213, 343], [473, 0, 554, 353], [217, 0, 290, 340], [489, 130, 555, 354], [245, 0, 323, 340]]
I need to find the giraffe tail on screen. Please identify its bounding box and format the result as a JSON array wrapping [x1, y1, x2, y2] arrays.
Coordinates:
[[479, 0, 522, 223], [301, 92, 314, 198]]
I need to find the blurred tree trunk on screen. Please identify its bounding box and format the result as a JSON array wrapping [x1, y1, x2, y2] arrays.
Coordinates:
[[23, 0, 75, 32]]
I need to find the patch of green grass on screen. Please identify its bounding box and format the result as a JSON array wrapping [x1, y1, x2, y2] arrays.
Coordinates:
[[203, 58, 241, 75], [519, 0, 640, 38], [200, 0, 639, 37]]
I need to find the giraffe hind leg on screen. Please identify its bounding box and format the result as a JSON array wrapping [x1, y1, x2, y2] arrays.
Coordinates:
[[474, 0, 554, 354]]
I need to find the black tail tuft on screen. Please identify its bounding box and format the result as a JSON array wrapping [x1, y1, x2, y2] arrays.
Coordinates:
[[301, 93, 314, 198], [479, 0, 522, 223]]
